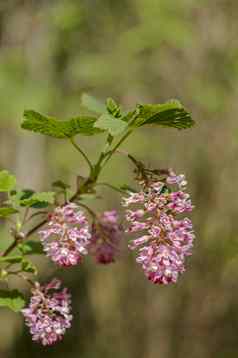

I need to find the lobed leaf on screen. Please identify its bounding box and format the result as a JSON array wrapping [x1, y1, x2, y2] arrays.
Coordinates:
[[19, 241, 43, 256], [133, 100, 194, 130], [106, 98, 121, 117], [21, 259, 38, 274], [20, 192, 55, 207], [0, 207, 18, 217], [0, 170, 16, 192], [94, 113, 128, 136], [80, 93, 106, 114], [0, 256, 23, 264], [0, 289, 25, 312], [52, 180, 70, 190], [22, 110, 104, 138]]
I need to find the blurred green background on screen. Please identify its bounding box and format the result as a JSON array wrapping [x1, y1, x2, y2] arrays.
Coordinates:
[[0, 0, 238, 357]]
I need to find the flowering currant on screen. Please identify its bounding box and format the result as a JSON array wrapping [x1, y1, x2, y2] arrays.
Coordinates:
[[123, 169, 195, 284], [22, 279, 72, 345], [0, 96, 194, 346], [89, 210, 123, 264], [39, 203, 91, 267]]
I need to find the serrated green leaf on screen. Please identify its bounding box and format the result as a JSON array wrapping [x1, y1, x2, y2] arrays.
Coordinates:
[[21, 259, 37, 274], [0, 289, 25, 312], [106, 98, 121, 117], [7, 190, 34, 208], [0, 171, 16, 192], [22, 110, 103, 138], [133, 100, 194, 130], [0, 256, 23, 264], [0, 207, 18, 217], [52, 180, 70, 190], [94, 113, 128, 136], [20, 189, 35, 200], [20, 192, 55, 207], [19, 241, 43, 255], [81, 93, 106, 114]]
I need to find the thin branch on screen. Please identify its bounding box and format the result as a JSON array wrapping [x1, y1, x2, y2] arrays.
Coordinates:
[[70, 137, 93, 171], [101, 130, 132, 169], [96, 182, 125, 194]]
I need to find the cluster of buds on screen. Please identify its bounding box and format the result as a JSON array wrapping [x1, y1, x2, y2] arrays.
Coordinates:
[[89, 210, 123, 264], [123, 170, 195, 284]]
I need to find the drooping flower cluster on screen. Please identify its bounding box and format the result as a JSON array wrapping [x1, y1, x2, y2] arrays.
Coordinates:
[[89, 210, 123, 264], [22, 279, 72, 346], [39, 203, 91, 267], [123, 170, 195, 284]]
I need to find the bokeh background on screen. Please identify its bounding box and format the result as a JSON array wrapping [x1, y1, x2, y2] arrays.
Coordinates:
[[0, 1, 238, 357]]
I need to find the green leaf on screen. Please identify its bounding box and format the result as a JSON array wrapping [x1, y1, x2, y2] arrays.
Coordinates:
[[106, 98, 121, 117], [52, 180, 70, 190], [20, 192, 55, 207], [21, 259, 37, 275], [81, 93, 106, 114], [7, 190, 34, 208], [20, 189, 35, 200], [0, 256, 23, 264], [0, 289, 25, 312], [133, 100, 194, 130], [0, 171, 16, 192], [22, 110, 103, 138], [94, 113, 128, 136], [19, 241, 43, 255], [0, 207, 18, 217]]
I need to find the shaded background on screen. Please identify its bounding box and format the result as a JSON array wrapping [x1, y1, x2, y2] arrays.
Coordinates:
[[0, 0, 238, 357]]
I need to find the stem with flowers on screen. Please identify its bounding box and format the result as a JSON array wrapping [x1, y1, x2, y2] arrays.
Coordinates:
[[0, 95, 195, 346]]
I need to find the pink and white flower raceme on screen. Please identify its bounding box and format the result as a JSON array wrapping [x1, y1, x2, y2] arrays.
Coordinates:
[[89, 210, 123, 264], [123, 170, 195, 285], [39, 203, 91, 267], [22, 279, 72, 346]]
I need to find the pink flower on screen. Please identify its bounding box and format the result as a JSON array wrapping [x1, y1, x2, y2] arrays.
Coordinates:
[[89, 210, 123, 264], [22, 279, 72, 346], [123, 170, 195, 285], [39, 203, 91, 267]]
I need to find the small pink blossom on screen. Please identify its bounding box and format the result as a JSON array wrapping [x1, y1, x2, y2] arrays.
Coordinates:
[[39, 203, 91, 267], [22, 279, 72, 346], [89, 210, 123, 264], [124, 170, 195, 285]]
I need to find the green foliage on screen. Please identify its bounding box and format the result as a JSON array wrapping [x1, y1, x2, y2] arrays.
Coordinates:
[[0, 256, 23, 264], [22, 99, 193, 141], [0, 289, 25, 312], [106, 98, 121, 117], [0, 207, 18, 217], [94, 113, 128, 136], [52, 180, 70, 190], [133, 101, 194, 129], [21, 259, 37, 275], [0, 170, 16, 192], [19, 241, 43, 256], [20, 192, 55, 207], [22, 110, 103, 138], [9, 190, 55, 208]]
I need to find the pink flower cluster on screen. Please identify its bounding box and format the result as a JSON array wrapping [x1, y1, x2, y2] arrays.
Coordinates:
[[89, 210, 123, 264], [22, 279, 72, 346], [123, 170, 195, 285], [39, 203, 91, 267]]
